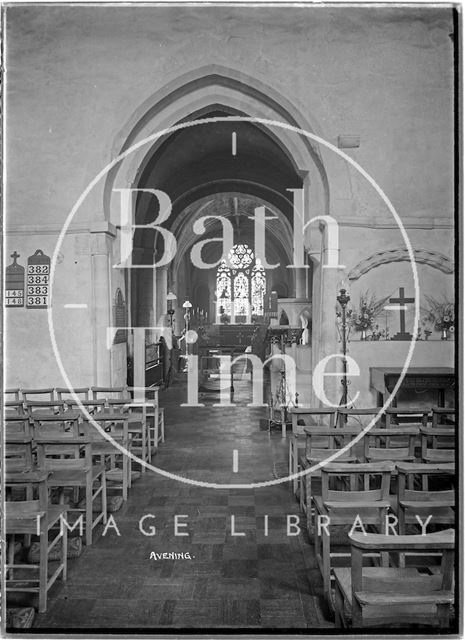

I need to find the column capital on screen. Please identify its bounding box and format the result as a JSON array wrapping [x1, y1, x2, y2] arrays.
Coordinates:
[[90, 221, 117, 237]]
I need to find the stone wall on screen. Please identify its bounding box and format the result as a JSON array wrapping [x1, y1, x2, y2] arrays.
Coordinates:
[[4, 5, 455, 389]]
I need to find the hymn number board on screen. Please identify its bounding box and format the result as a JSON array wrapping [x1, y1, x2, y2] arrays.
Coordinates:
[[5, 252, 25, 307], [27, 250, 51, 308]]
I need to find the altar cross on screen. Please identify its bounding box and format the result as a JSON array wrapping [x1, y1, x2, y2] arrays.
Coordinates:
[[236, 330, 244, 345], [386, 287, 415, 341]]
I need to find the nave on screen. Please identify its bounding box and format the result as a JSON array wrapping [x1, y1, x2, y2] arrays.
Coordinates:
[[21, 381, 334, 630], [5, 377, 457, 632]]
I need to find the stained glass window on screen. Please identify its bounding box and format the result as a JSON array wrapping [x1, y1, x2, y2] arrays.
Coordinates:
[[234, 272, 249, 316], [216, 259, 231, 315], [251, 259, 266, 316], [216, 244, 266, 322], [228, 244, 253, 269]]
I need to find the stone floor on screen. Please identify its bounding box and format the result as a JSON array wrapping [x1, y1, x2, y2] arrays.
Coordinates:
[[30, 378, 334, 631]]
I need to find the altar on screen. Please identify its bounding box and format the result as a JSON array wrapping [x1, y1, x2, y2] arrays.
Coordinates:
[[370, 366, 455, 408]]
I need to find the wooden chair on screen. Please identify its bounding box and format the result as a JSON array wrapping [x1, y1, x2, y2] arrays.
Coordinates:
[[4, 435, 36, 546], [5, 388, 21, 402], [420, 427, 455, 464], [333, 529, 455, 629], [299, 426, 360, 527], [64, 399, 106, 416], [363, 427, 418, 463], [64, 399, 131, 496], [91, 386, 127, 402], [34, 415, 107, 546], [5, 400, 27, 418], [25, 400, 66, 421], [81, 409, 131, 501], [56, 387, 90, 402], [5, 414, 32, 439], [5, 470, 68, 613], [419, 424, 455, 494], [362, 427, 419, 494], [385, 407, 429, 428], [337, 407, 382, 428], [5, 434, 34, 473], [396, 462, 455, 535], [384, 407, 429, 450], [107, 399, 150, 473], [312, 461, 394, 602], [288, 407, 336, 496], [30, 408, 81, 438], [431, 406, 456, 428], [128, 386, 165, 455], [429, 407, 456, 455], [21, 388, 56, 402]]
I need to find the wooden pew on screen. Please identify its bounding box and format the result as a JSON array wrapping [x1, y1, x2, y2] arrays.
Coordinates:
[[420, 427, 455, 464], [299, 426, 360, 529], [312, 461, 395, 603], [33, 414, 107, 546], [56, 387, 90, 402], [363, 427, 418, 463], [431, 406, 456, 428], [333, 529, 455, 628], [21, 388, 56, 402], [80, 409, 131, 501], [396, 462, 455, 535], [5, 470, 68, 613], [337, 407, 382, 429], [288, 407, 336, 496]]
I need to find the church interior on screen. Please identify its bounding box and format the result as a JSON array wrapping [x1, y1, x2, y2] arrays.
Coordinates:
[[3, 4, 458, 634]]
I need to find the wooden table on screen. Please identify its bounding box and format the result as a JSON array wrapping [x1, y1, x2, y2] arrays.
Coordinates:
[[370, 367, 455, 408]]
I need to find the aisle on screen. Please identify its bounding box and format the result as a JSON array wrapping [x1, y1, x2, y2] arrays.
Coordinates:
[[34, 381, 333, 630]]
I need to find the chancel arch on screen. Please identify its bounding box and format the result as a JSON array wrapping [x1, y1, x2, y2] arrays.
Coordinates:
[[102, 67, 333, 397]]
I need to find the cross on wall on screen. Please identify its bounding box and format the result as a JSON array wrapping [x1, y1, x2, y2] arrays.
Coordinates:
[[385, 287, 415, 340]]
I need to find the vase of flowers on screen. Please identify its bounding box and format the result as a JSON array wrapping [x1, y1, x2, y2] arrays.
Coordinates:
[[422, 295, 454, 340], [350, 291, 391, 339]]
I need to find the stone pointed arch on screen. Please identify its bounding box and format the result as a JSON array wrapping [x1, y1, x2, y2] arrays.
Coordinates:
[[103, 65, 329, 221], [347, 248, 454, 280]]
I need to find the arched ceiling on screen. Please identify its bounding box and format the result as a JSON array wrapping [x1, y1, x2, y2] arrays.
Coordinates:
[[134, 109, 303, 230], [171, 193, 293, 273]]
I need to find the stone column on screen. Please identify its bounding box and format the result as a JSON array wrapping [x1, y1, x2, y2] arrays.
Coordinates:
[[295, 268, 307, 299], [90, 222, 117, 386], [155, 265, 168, 325], [297, 171, 312, 301], [311, 253, 341, 408], [133, 327, 146, 400]]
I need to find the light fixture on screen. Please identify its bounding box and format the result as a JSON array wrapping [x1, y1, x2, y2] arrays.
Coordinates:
[[167, 291, 177, 329], [336, 286, 351, 415], [182, 300, 192, 356]]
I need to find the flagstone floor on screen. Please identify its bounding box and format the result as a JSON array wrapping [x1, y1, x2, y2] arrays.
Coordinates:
[[30, 379, 334, 631]]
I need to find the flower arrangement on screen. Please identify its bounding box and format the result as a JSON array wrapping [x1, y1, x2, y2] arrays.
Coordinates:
[[422, 295, 455, 335], [368, 324, 389, 341], [350, 290, 391, 334]]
